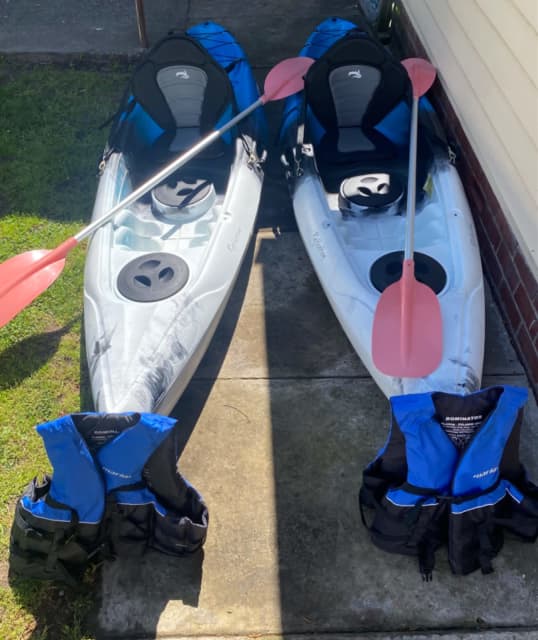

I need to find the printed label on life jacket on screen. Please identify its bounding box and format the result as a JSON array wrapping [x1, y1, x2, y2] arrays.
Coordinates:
[[438, 413, 484, 449], [73, 413, 140, 453], [84, 426, 127, 452]]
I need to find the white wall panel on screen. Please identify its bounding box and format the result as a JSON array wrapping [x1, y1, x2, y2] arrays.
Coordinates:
[[402, 0, 538, 275]]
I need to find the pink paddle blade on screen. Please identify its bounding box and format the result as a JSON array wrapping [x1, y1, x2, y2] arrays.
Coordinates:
[[262, 56, 315, 103], [0, 238, 77, 328], [401, 58, 436, 98], [372, 260, 443, 377]]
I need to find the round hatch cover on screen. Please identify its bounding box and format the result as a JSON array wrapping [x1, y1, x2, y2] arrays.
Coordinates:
[[370, 251, 447, 294], [117, 252, 189, 302]]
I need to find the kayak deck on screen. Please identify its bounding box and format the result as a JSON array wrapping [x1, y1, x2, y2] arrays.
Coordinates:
[[293, 157, 485, 397], [84, 140, 263, 413]]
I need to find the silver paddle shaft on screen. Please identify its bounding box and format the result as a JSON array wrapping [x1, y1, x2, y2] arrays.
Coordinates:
[[74, 97, 263, 243], [404, 96, 419, 260]]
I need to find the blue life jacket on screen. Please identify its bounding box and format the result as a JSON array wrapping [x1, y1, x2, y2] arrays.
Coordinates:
[[360, 386, 538, 579], [10, 412, 208, 584]]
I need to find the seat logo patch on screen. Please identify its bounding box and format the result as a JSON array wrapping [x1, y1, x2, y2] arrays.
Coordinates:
[[175, 70, 190, 79], [348, 69, 362, 79]]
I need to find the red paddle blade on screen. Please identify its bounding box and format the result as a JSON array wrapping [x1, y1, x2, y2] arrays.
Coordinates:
[[401, 58, 436, 98], [0, 237, 78, 327], [262, 56, 314, 102], [0, 241, 75, 327], [372, 261, 443, 377]]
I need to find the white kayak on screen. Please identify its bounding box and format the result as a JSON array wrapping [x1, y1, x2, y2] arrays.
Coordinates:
[[84, 23, 265, 414], [281, 18, 485, 397]]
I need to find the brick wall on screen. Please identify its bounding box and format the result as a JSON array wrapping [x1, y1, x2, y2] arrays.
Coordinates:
[[391, 1, 538, 399]]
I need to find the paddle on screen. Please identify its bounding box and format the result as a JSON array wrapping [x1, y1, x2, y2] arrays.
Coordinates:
[[0, 56, 314, 328], [371, 58, 442, 378]]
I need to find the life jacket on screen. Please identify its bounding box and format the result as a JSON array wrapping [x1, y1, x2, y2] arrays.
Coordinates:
[[359, 385, 538, 579], [10, 412, 208, 585]]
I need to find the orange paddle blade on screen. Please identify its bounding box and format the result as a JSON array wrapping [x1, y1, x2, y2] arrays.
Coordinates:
[[372, 260, 442, 377], [0, 238, 77, 327]]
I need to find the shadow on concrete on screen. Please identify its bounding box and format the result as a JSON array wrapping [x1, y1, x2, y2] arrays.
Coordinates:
[[93, 549, 204, 640], [253, 129, 382, 632], [8, 549, 203, 640], [170, 234, 256, 428], [255, 153, 538, 637], [87, 236, 256, 639], [256, 227, 377, 635]]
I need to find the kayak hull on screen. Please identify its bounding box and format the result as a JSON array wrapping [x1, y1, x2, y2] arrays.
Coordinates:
[[292, 154, 485, 397], [84, 141, 262, 413]]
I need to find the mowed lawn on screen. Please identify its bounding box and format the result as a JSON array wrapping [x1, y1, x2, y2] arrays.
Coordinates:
[[0, 58, 129, 640]]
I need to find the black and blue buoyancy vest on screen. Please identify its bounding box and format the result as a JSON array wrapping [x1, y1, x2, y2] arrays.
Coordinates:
[[10, 412, 208, 584], [359, 386, 538, 579]]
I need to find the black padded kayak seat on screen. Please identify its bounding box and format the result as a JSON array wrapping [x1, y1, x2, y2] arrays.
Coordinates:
[[111, 32, 237, 188], [131, 36, 233, 133], [304, 30, 431, 193]]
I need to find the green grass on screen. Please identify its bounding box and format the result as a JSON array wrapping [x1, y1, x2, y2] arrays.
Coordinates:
[[0, 58, 129, 640]]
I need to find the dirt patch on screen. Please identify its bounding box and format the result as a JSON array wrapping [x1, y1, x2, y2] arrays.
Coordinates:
[[0, 560, 9, 587]]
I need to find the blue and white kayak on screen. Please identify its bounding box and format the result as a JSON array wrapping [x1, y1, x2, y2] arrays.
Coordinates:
[[84, 22, 266, 414], [280, 17, 485, 397]]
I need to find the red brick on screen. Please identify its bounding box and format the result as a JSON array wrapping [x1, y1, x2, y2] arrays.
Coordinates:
[[514, 283, 537, 329], [465, 176, 485, 217], [478, 228, 503, 285], [464, 147, 485, 181], [480, 203, 502, 251], [529, 319, 538, 343], [499, 280, 523, 334], [493, 215, 518, 258], [476, 174, 500, 214], [516, 324, 538, 386], [514, 251, 538, 302], [498, 243, 520, 291]]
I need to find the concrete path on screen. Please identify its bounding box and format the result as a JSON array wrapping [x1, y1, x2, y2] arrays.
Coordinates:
[[96, 231, 538, 639], [2, 1, 537, 639]]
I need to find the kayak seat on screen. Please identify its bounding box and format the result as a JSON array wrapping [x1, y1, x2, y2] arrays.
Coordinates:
[[304, 30, 430, 193], [109, 32, 237, 190]]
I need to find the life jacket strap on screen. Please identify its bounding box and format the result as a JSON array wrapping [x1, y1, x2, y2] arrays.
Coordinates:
[[10, 477, 102, 586], [418, 540, 436, 582]]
